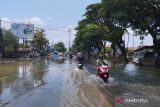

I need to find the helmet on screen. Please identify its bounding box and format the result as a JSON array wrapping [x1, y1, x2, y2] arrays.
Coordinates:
[[77, 52, 82, 55]]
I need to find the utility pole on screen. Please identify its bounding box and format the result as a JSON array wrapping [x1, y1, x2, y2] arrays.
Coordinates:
[[0, 19, 4, 60], [64, 27, 72, 52], [133, 34, 135, 50], [68, 29, 71, 52]]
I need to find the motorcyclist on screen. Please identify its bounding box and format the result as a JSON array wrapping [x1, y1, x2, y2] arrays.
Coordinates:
[[96, 55, 103, 65], [77, 52, 84, 70], [77, 52, 84, 65], [96, 55, 109, 66], [69, 53, 73, 59]]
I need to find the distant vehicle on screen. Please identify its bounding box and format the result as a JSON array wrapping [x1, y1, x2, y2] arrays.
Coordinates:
[[77, 52, 84, 70], [133, 46, 155, 66], [133, 51, 155, 66], [132, 52, 146, 64], [69, 53, 73, 60]]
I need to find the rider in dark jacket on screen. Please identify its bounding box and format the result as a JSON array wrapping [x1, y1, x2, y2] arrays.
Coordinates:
[[77, 53, 84, 64], [69, 54, 73, 59]]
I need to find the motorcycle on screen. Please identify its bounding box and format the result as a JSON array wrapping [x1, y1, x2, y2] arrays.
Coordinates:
[[96, 61, 109, 83], [69, 54, 73, 60], [78, 63, 83, 70]]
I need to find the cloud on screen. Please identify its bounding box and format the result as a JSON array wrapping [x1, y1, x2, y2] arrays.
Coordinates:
[[14, 17, 45, 26], [1, 17, 11, 22], [1, 17, 11, 29], [47, 17, 53, 21], [1, 17, 45, 29], [22, 17, 45, 26]]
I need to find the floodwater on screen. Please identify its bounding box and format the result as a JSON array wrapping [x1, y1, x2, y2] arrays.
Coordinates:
[[1, 58, 160, 107], [84, 61, 160, 107], [0, 58, 112, 107], [106, 62, 160, 107]]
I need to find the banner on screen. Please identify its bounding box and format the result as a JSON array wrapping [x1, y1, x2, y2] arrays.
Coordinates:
[[11, 23, 34, 39]]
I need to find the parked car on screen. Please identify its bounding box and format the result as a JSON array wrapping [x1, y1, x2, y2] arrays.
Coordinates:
[[133, 51, 155, 66], [132, 52, 146, 64]]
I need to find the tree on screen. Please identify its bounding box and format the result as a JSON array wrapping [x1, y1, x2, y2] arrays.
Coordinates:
[[30, 29, 49, 56], [75, 2, 127, 61], [102, 0, 160, 53], [74, 3, 110, 57], [98, 0, 128, 60], [69, 45, 76, 53], [75, 0, 160, 63], [3, 30, 18, 57], [53, 42, 66, 53]]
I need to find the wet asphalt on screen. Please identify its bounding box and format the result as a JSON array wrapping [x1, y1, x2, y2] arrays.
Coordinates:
[[0, 58, 112, 107]]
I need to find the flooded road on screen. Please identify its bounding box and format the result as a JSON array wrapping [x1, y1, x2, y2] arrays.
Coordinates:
[[85, 62, 160, 107], [0, 58, 111, 107], [1, 58, 160, 107], [106, 63, 160, 107]]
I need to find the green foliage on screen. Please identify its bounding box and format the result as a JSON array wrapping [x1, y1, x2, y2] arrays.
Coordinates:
[[4, 46, 15, 57], [75, 0, 160, 62], [74, 23, 107, 54], [102, 0, 160, 52], [30, 29, 49, 56], [53, 42, 66, 53], [3, 30, 18, 57], [74, 1, 126, 57], [69, 46, 76, 53]]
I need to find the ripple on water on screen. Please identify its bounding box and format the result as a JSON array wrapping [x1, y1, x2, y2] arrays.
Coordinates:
[[61, 68, 112, 107]]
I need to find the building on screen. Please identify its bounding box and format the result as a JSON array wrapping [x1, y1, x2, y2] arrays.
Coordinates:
[[133, 46, 156, 67]]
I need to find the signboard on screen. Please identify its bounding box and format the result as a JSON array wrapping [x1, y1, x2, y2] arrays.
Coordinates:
[[11, 23, 34, 39]]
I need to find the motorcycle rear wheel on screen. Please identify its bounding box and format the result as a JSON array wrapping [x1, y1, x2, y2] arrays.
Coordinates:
[[103, 77, 108, 83]]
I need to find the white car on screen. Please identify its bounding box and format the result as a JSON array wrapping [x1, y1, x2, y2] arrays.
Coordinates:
[[132, 52, 145, 64]]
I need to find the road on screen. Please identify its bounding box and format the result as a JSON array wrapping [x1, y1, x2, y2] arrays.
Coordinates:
[[0, 58, 112, 107], [1, 58, 160, 107], [85, 62, 160, 107]]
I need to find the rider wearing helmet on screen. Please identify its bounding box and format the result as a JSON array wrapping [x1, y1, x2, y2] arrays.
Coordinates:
[[69, 53, 73, 59], [77, 52, 84, 64]]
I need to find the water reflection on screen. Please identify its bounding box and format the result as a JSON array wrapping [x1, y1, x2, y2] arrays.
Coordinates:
[[110, 62, 160, 85], [124, 63, 137, 77], [0, 58, 50, 105]]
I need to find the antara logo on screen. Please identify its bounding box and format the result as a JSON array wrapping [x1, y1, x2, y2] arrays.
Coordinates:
[[116, 97, 124, 104], [125, 98, 148, 103], [116, 96, 149, 105]]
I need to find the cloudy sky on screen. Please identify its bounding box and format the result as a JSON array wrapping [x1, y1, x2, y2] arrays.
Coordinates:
[[0, 0, 153, 48]]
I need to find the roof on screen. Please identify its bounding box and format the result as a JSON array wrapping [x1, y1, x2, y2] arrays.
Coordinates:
[[17, 48, 32, 52], [134, 46, 154, 52], [106, 45, 111, 48], [127, 47, 136, 52]]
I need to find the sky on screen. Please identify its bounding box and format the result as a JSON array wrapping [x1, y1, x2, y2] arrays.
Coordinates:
[[0, 0, 153, 49]]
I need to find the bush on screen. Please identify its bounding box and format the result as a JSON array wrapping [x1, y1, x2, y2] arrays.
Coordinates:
[[4, 46, 15, 58]]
